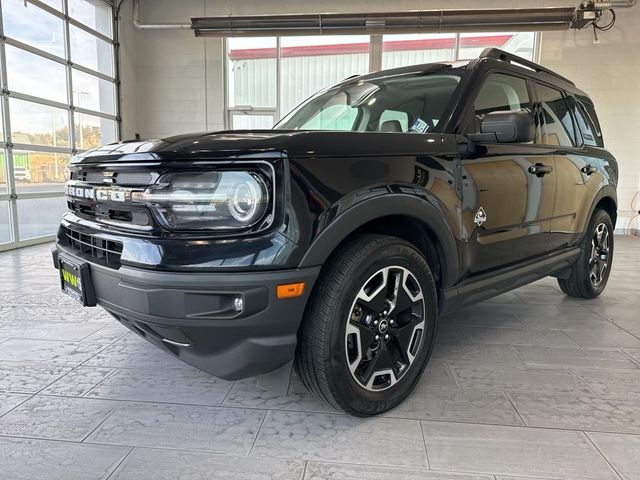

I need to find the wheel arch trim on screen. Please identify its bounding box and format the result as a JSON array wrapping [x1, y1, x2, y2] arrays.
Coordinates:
[[585, 186, 618, 233], [298, 193, 461, 287]]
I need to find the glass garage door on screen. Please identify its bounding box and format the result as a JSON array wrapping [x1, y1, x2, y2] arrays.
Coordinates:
[[0, 0, 117, 251]]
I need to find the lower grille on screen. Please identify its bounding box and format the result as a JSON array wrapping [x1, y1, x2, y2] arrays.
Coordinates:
[[68, 199, 154, 230], [60, 227, 123, 268]]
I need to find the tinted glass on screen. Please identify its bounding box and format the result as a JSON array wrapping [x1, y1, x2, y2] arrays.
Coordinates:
[[379, 110, 410, 132], [298, 102, 358, 131], [3, 0, 65, 57], [276, 73, 462, 133], [471, 73, 531, 133], [581, 101, 603, 143], [570, 97, 604, 148], [537, 84, 575, 147]]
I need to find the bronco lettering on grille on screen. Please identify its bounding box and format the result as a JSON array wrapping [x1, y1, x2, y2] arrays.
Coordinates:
[[65, 185, 131, 202]]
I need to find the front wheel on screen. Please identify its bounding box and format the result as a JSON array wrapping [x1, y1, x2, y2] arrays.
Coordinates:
[[558, 209, 614, 298], [295, 234, 438, 416]]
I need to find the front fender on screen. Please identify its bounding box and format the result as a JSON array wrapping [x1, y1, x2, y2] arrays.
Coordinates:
[[298, 192, 461, 287]]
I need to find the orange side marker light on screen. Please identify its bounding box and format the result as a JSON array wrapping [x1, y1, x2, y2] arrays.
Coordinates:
[[277, 282, 305, 299]]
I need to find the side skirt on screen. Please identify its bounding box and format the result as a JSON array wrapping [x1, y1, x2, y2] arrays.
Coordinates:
[[439, 248, 580, 315]]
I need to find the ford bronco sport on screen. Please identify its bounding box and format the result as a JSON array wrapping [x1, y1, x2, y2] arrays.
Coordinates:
[[53, 49, 617, 416]]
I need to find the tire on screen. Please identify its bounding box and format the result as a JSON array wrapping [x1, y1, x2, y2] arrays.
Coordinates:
[[558, 209, 614, 298], [295, 234, 438, 416]]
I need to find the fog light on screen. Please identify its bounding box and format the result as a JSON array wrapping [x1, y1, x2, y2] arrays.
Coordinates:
[[233, 296, 244, 312]]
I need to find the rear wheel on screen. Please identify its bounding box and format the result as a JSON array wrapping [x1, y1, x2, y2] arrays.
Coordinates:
[[558, 209, 614, 298], [295, 234, 438, 416]]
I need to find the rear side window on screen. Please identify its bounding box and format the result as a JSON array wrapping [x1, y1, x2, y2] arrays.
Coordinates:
[[570, 97, 604, 147], [536, 84, 576, 147]]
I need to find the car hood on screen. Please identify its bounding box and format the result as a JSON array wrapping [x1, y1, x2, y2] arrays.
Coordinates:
[[71, 130, 445, 164]]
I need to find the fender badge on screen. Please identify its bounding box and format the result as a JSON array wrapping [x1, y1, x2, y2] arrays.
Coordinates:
[[474, 207, 487, 227]]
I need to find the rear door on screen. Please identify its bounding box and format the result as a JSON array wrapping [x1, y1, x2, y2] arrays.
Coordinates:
[[461, 72, 555, 274], [536, 84, 606, 250]]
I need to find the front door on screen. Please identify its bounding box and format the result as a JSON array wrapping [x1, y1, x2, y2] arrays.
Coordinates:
[[461, 72, 555, 274]]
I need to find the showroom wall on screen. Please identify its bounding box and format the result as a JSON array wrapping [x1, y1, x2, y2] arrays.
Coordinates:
[[120, 0, 640, 231]]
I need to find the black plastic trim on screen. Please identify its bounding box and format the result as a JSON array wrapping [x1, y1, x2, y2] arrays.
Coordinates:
[[53, 244, 320, 380], [440, 247, 580, 314], [298, 193, 461, 287]]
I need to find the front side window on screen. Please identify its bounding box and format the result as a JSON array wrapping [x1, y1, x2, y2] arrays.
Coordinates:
[[275, 71, 463, 133], [537, 84, 575, 147], [470, 73, 532, 134]]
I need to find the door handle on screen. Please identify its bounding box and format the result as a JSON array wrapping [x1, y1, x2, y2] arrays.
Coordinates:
[[581, 165, 598, 175], [528, 163, 553, 177]]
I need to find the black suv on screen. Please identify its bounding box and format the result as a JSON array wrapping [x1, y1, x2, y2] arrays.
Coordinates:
[[53, 49, 617, 416]]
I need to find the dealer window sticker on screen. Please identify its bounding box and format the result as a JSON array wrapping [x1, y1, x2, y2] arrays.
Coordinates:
[[410, 118, 429, 134]]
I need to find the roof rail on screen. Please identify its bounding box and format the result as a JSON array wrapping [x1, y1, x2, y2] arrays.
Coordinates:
[[479, 48, 575, 86]]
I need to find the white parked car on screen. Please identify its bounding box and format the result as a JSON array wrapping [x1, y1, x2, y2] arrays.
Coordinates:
[[13, 166, 31, 182]]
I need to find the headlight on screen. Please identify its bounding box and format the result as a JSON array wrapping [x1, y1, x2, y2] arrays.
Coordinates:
[[132, 170, 271, 231]]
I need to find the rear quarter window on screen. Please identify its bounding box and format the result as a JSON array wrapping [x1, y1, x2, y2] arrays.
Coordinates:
[[568, 95, 604, 148]]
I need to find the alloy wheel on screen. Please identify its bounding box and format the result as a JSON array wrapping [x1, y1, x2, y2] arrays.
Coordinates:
[[589, 222, 610, 287], [344, 266, 426, 392]]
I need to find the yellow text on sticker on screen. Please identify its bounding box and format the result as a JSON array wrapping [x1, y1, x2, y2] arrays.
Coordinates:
[[62, 270, 79, 288]]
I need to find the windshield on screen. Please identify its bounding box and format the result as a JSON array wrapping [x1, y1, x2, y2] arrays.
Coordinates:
[[275, 70, 462, 133]]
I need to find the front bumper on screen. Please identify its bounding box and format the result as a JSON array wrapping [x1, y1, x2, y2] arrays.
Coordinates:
[[53, 245, 320, 380]]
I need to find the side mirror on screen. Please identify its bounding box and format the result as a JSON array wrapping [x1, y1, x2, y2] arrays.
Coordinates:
[[468, 110, 535, 144]]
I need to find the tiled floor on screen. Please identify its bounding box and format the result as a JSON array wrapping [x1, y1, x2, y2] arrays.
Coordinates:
[[0, 237, 639, 479]]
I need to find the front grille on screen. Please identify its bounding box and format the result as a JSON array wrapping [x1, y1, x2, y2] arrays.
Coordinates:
[[71, 169, 158, 186], [60, 226, 123, 268], [68, 200, 154, 229], [67, 166, 158, 230]]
